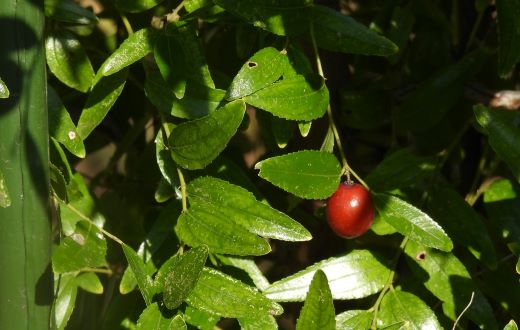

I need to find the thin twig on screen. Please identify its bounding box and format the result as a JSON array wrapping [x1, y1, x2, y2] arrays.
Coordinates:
[[452, 291, 475, 330]]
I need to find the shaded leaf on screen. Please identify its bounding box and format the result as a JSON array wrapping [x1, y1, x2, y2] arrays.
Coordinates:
[[312, 5, 398, 56], [187, 176, 311, 241], [340, 89, 391, 130], [175, 206, 271, 256], [217, 256, 270, 291], [185, 0, 213, 13], [75, 272, 103, 294], [155, 127, 179, 187], [169, 100, 246, 170], [0, 169, 11, 208], [114, 0, 165, 13], [172, 83, 226, 119], [215, 0, 312, 36], [46, 29, 94, 92], [475, 105, 520, 182], [335, 310, 373, 330], [122, 244, 155, 306], [265, 250, 391, 301], [144, 67, 175, 114], [244, 74, 329, 121], [50, 163, 68, 202], [374, 193, 453, 252], [52, 220, 107, 273], [387, 6, 415, 64], [0, 77, 9, 98], [186, 267, 283, 318], [77, 69, 128, 139], [296, 270, 335, 330], [136, 303, 186, 330], [272, 116, 294, 148], [378, 290, 442, 330], [45, 0, 98, 25], [255, 150, 342, 199], [48, 87, 85, 158], [496, 0, 520, 77]]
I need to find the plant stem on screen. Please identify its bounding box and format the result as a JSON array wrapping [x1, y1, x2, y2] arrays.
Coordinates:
[[80, 267, 113, 275], [309, 24, 370, 189], [168, 1, 185, 21], [177, 168, 188, 211], [120, 15, 134, 35]]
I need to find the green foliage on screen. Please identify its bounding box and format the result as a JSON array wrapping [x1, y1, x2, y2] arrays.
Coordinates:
[[37, 0, 520, 329]]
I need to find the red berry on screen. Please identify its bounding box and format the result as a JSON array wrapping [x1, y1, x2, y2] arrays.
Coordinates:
[[326, 182, 374, 238]]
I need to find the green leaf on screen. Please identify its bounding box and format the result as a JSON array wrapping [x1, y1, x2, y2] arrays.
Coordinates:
[[122, 244, 155, 306], [272, 116, 294, 148], [161, 246, 208, 309], [144, 66, 175, 114], [335, 310, 373, 330], [296, 270, 335, 330], [387, 6, 415, 64], [244, 74, 329, 121], [169, 100, 246, 170], [505, 320, 519, 330], [187, 176, 311, 241], [184, 306, 220, 330], [114, 0, 165, 13], [484, 178, 520, 256], [54, 273, 78, 330], [239, 314, 277, 330], [377, 290, 442, 330], [48, 87, 85, 158], [45, 0, 98, 25], [478, 261, 520, 320], [155, 128, 179, 188], [136, 303, 186, 330], [172, 83, 226, 119], [398, 49, 489, 132], [0, 77, 9, 98], [46, 29, 95, 92], [496, 0, 520, 77], [427, 184, 497, 268], [52, 220, 107, 273], [120, 260, 156, 295], [77, 69, 128, 139], [227, 47, 290, 99], [374, 193, 453, 252], [264, 250, 391, 301], [215, 0, 312, 36], [50, 163, 68, 202], [75, 272, 104, 294], [320, 127, 335, 153], [366, 149, 435, 192], [475, 105, 520, 182], [186, 267, 283, 318], [185, 0, 213, 13], [0, 169, 11, 208], [404, 240, 497, 329], [96, 28, 156, 81], [311, 5, 398, 56], [298, 121, 312, 137], [255, 150, 342, 199], [217, 255, 271, 290], [175, 206, 271, 256]]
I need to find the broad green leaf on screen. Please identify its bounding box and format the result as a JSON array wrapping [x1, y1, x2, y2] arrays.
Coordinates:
[[405, 240, 497, 329], [45, 0, 98, 25], [427, 184, 497, 268], [186, 267, 283, 318], [0, 77, 9, 98], [335, 310, 373, 330], [155, 128, 179, 188], [52, 220, 107, 273], [484, 178, 520, 256], [136, 303, 186, 330], [377, 290, 442, 330], [77, 69, 128, 139], [475, 105, 520, 182], [169, 100, 246, 170], [227, 47, 290, 99], [96, 28, 157, 81], [366, 149, 435, 192], [75, 272, 103, 294], [187, 176, 311, 241], [272, 116, 294, 148], [162, 246, 208, 309], [496, 0, 520, 76], [175, 206, 271, 256], [398, 49, 489, 132], [239, 314, 277, 330], [0, 169, 11, 208], [48, 87, 85, 158], [264, 250, 391, 301], [505, 320, 519, 330], [54, 273, 78, 330], [296, 270, 335, 330], [46, 29, 94, 92], [144, 67, 175, 114], [114, 0, 165, 13], [122, 244, 155, 306], [374, 193, 453, 252], [184, 306, 220, 330], [256, 150, 342, 199], [244, 74, 329, 121], [172, 83, 226, 119], [298, 121, 312, 137], [217, 256, 270, 291], [215, 0, 312, 36], [311, 5, 398, 56]]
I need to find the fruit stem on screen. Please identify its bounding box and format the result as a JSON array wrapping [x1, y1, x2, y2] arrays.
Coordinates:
[[310, 24, 371, 190]]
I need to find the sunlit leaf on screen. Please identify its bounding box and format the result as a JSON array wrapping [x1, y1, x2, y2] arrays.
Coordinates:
[[122, 244, 155, 306], [136, 303, 186, 330], [75, 272, 104, 294], [0, 77, 9, 98], [296, 270, 335, 330], [335, 310, 373, 330]]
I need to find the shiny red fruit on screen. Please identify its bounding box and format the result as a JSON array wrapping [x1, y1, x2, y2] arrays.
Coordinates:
[[326, 182, 374, 238]]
